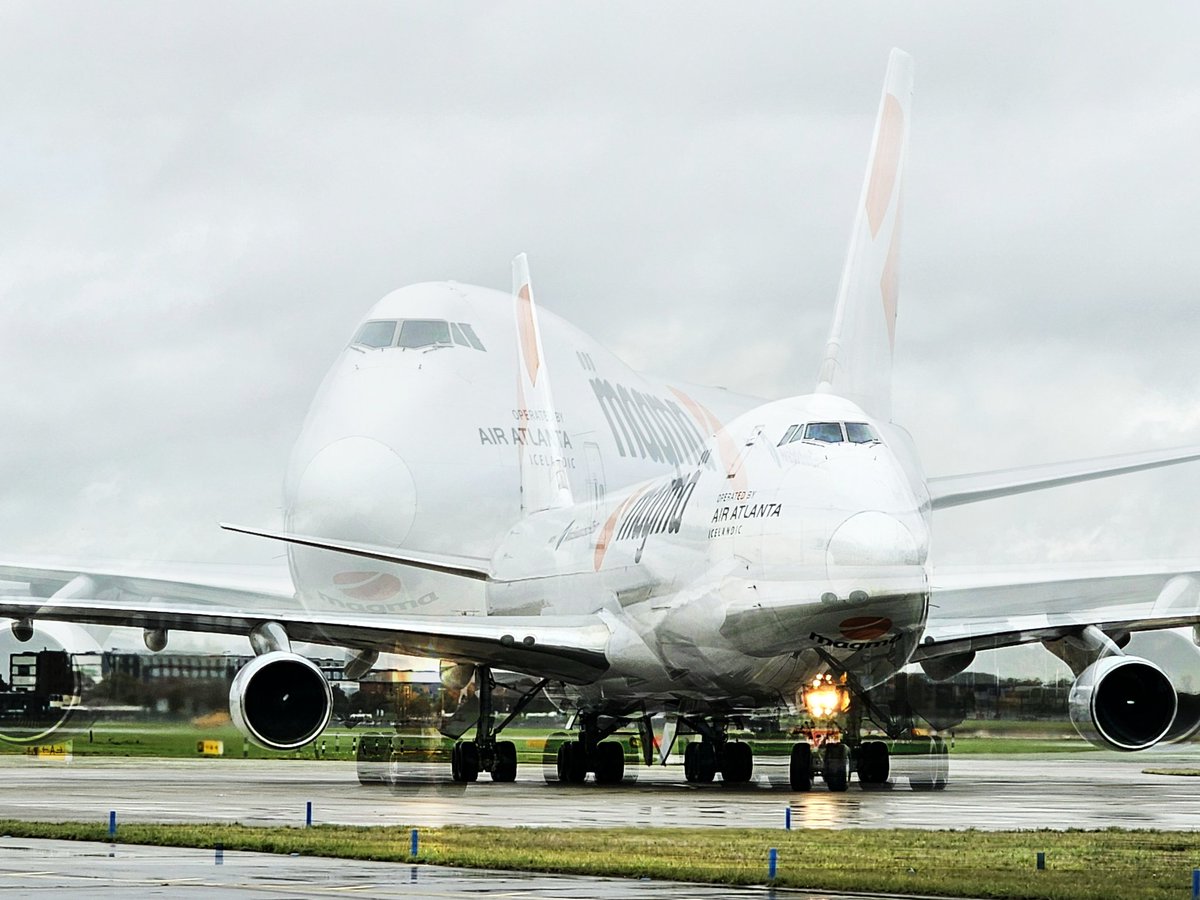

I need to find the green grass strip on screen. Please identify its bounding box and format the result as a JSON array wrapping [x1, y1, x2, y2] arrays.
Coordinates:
[[2, 820, 1199, 899]]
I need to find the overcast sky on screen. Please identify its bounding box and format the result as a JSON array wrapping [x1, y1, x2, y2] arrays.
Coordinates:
[[3, 3, 1200, 675]]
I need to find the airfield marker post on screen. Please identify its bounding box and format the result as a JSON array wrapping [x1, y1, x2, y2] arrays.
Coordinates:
[[768, 848, 778, 880], [410, 829, 419, 857], [784, 807, 791, 830], [1036, 851, 1045, 870], [108, 810, 116, 839], [215, 843, 223, 865], [306, 801, 312, 827]]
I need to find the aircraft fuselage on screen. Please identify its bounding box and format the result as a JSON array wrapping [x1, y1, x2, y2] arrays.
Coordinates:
[[282, 282, 931, 714]]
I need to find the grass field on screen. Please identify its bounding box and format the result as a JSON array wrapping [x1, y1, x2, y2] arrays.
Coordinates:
[[0, 819, 1194, 899]]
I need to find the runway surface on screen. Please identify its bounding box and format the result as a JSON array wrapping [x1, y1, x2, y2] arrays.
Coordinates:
[[0, 748, 1198, 830], [0, 837, 857, 897]]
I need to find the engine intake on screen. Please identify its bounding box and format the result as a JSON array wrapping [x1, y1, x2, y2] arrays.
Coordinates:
[[229, 651, 333, 751], [1069, 655, 1177, 751]]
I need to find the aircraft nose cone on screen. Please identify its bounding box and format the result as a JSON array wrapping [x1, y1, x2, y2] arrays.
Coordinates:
[[291, 436, 416, 547], [826, 511, 922, 569]]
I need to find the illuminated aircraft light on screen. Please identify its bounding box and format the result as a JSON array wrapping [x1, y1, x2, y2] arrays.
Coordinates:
[[803, 674, 852, 720]]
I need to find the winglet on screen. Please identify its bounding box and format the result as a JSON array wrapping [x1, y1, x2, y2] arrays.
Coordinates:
[[513, 254, 574, 513], [816, 48, 913, 421]]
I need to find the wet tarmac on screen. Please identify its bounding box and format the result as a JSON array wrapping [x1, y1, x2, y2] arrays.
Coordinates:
[[0, 748, 1197, 831], [0, 837, 855, 897]]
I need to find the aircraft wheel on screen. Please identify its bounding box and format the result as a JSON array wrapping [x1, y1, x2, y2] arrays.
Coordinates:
[[684, 741, 717, 783], [556, 740, 588, 784], [932, 737, 949, 791], [789, 742, 813, 791], [823, 742, 849, 792], [491, 740, 518, 783], [909, 737, 943, 791], [857, 740, 890, 788], [721, 741, 754, 783], [594, 740, 625, 784], [454, 740, 480, 783]]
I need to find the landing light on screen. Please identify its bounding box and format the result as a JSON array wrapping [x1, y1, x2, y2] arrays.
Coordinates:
[[803, 674, 851, 720]]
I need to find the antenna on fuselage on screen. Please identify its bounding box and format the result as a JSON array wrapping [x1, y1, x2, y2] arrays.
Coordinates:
[[512, 253, 574, 513]]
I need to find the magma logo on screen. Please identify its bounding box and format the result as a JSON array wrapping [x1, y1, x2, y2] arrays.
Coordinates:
[[839, 617, 892, 641], [333, 571, 403, 603]]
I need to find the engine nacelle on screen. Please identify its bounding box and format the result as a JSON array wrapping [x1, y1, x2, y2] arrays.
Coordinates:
[[1069, 655, 1177, 751], [229, 651, 332, 751]]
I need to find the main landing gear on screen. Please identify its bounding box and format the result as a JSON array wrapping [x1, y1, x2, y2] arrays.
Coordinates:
[[552, 711, 632, 785], [785, 738, 891, 792], [449, 666, 546, 783], [678, 717, 755, 785]]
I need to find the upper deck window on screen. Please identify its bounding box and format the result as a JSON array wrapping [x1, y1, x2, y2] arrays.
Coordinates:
[[804, 422, 844, 443], [353, 320, 397, 348], [398, 319, 452, 349], [845, 422, 881, 444]]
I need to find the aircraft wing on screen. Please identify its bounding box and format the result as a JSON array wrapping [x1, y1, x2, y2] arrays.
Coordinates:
[[0, 557, 297, 606], [914, 561, 1200, 661], [0, 592, 610, 684], [928, 444, 1200, 510], [0, 557, 610, 684]]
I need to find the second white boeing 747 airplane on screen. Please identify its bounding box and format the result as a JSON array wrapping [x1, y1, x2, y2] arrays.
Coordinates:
[[5, 49, 1200, 790]]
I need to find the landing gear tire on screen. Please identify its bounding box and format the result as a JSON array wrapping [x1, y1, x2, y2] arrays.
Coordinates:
[[491, 740, 518, 783], [789, 742, 813, 791], [721, 740, 754, 784], [452, 740, 480, 783], [856, 740, 890, 789], [595, 740, 625, 785], [556, 740, 588, 784], [932, 736, 949, 791], [683, 741, 717, 783], [823, 742, 849, 792], [910, 737, 949, 791]]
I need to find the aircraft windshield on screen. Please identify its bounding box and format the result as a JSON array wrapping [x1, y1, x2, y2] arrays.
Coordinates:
[[804, 422, 844, 443], [351, 318, 486, 352], [845, 422, 881, 444], [352, 320, 397, 348], [398, 320, 452, 349]]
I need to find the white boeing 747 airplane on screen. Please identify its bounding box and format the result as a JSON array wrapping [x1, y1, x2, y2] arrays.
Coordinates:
[[5, 49, 1200, 790]]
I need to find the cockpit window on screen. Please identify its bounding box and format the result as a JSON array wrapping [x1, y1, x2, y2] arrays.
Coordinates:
[[459, 323, 486, 351], [353, 320, 397, 348], [398, 319, 452, 349], [845, 422, 881, 444], [450, 323, 470, 347], [779, 424, 800, 446], [803, 422, 844, 443]]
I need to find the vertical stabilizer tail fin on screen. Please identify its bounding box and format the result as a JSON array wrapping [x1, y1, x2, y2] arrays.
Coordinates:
[[512, 253, 574, 513], [816, 48, 913, 421]]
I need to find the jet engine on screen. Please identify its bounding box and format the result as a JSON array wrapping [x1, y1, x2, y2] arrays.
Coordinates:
[[1068, 655, 1177, 751], [0, 618, 100, 744], [229, 651, 332, 750]]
